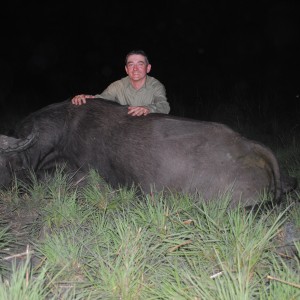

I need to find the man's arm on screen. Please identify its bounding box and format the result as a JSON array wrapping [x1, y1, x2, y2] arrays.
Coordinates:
[[95, 82, 119, 101], [146, 96, 170, 114], [146, 82, 170, 114]]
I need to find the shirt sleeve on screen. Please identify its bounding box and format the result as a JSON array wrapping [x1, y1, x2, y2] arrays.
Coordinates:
[[146, 81, 170, 114], [94, 82, 119, 102]]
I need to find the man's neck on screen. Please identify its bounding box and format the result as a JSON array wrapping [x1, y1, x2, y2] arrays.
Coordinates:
[[130, 76, 147, 90]]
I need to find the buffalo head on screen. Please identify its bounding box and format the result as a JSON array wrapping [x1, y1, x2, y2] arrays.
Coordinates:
[[0, 133, 37, 187]]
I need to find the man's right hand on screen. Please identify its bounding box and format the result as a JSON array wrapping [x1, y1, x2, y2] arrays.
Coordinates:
[[71, 94, 95, 105]]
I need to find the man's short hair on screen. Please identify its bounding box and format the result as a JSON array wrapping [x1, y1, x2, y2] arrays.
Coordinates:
[[125, 50, 150, 65]]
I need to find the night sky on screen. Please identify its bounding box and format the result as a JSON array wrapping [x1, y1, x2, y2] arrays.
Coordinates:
[[0, 1, 299, 131]]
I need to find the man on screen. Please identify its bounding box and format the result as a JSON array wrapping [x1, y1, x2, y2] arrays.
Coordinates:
[[72, 50, 170, 116]]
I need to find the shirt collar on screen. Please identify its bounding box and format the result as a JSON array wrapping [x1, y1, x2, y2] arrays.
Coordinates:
[[125, 75, 150, 90]]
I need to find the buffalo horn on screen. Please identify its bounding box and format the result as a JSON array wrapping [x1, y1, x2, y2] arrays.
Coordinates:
[[0, 132, 37, 153]]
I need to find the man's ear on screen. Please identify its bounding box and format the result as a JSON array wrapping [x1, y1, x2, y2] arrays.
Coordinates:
[[147, 64, 152, 73], [125, 65, 129, 75]]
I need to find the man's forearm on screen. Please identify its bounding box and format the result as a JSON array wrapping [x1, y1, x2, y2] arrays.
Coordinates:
[[148, 98, 170, 114]]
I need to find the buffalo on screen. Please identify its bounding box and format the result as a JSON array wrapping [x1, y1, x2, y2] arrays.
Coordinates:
[[0, 98, 285, 207]]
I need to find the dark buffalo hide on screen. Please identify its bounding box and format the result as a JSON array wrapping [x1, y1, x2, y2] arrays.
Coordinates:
[[0, 98, 287, 207]]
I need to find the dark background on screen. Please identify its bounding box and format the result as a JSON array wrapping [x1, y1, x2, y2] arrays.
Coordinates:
[[0, 1, 299, 135]]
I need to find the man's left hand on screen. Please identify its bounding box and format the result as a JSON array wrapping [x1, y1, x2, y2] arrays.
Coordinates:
[[128, 106, 150, 116]]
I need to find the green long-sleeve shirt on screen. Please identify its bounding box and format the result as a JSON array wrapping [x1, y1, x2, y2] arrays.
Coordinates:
[[95, 76, 170, 114]]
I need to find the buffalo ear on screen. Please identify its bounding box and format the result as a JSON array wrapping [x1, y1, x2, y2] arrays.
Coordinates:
[[0, 133, 37, 153]]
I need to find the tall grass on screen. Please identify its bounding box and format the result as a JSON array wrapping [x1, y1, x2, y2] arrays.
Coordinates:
[[0, 168, 299, 299], [0, 256, 50, 300]]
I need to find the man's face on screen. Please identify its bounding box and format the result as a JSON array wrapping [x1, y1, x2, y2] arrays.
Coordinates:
[[125, 54, 151, 81]]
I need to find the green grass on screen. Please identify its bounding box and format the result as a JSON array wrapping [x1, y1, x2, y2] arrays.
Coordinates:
[[0, 256, 50, 300], [0, 145, 299, 299]]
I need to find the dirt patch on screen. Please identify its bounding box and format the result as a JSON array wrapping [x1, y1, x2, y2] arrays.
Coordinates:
[[0, 201, 40, 272]]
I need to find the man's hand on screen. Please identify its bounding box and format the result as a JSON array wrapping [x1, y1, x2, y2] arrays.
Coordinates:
[[128, 106, 150, 116], [72, 94, 95, 105]]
